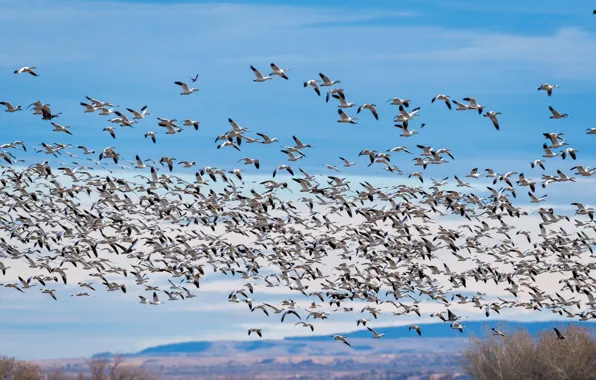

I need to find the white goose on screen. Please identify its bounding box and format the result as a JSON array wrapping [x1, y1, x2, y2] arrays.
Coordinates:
[[0, 102, 22, 112], [337, 109, 357, 124], [484, 111, 502, 130], [538, 83, 559, 96], [127, 105, 150, 119], [14, 66, 38, 76], [303, 80, 321, 96], [319, 73, 341, 87], [250, 65, 272, 82], [548, 106, 568, 119], [357, 104, 378, 120], [431, 94, 452, 110], [269, 63, 289, 80], [174, 81, 199, 95]]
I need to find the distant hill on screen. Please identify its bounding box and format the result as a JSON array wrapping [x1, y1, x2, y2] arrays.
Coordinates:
[[92, 320, 594, 358]]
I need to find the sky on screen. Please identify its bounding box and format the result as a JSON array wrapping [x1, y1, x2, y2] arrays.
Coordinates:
[[1, 0, 596, 359]]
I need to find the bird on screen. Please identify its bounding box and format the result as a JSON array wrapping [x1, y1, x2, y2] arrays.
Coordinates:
[[337, 109, 357, 124], [174, 81, 199, 95], [332, 335, 351, 347], [318, 73, 341, 87], [103, 127, 116, 139], [183, 119, 200, 130], [357, 104, 379, 120], [548, 106, 569, 119], [483, 111, 502, 130], [51, 122, 73, 135], [144, 131, 157, 144], [14, 66, 38, 76], [248, 328, 263, 337], [0, 102, 22, 112], [250, 65, 272, 82], [492, 328, 506, 337], [269, 63, 289, 80], [431, 94, 452, 110], [303, 79, 321, 96], [339, 157, 356, 167], [367, 326, 385, 338], [553, 327, 565, 340], [190, 74, 199, 82], [409, 325, 422, 336], [538, 83, 559, 96], [127, 106, 150, 119]]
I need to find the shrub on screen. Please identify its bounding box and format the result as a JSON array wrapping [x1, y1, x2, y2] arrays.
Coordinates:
[[461, 324, 596, 380]]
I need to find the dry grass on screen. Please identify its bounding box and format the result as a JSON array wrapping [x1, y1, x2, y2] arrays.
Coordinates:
[[461, 324, 596, 380], [0, 355, 160, 380]]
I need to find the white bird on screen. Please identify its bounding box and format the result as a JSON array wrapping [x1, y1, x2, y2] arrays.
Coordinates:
[[396, 123, 418, 137], [367, 326, 386, 338], [103, 127, 116, 139], [51, 122, 73, 135], [318, 73, 341, 87], [357, 104, 379, 120], [528, 192, 547, 203], [483, 111, 502, 130], [332, 335, 351, 347], [333, 92, 356, 108], [174, 81, 199, 95], [269, 63, 289, 80], [257, 133, 279, 144], [127, 105, 150, 119], [431, 94, 452, 110], [183, 119, 200, 130], [0, 102, 22, 112], [538, 83, 559, 96], [303, 80, 321, 96], [337, 109, 357, 124], [250, 65, 272, 82], [339, 157, 356, 167], [14, 66, 38, 76], [548, 106, 568, 119], [238, 157, 260, 169], [145, 131, 157, 144]]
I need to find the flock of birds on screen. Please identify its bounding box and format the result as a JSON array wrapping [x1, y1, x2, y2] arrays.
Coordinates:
[[0, 61, 595, 348]]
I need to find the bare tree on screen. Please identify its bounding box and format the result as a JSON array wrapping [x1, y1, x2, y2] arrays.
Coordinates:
[[461, 325, 596, 380], [84, 355, 160, 380], [0, 355, 44, 380]]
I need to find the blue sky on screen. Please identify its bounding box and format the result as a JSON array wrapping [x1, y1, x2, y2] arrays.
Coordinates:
[[1, 0, 596, 359]]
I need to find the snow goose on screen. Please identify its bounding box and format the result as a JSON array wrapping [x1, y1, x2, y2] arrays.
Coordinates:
[[397, 105, 420, 121], [303, 80, 321, 96], [492, 328, 506, 337], [357, 104, 378, 120], [248, 328, 263, 337], [561, 148, 578, 160], [548, 106, 568, 119], [14, 66, 38, 76], [409, 324, 422, 336], [463, 97, 485, 114], [542, 144, 560, 158], [127, 105, 150, 119], [273, 165, 293, 177], [291, 135, 312, 149], [86, 96, 116, 108], [326, 88, 344, 103], [183, 119, 200, 130], [452, 100, 473, 111], [530, 159, 545, 170], [318, 73, 341, 87], [396, 123, 418, 137], [367, 326, 385, 338], [528, 192, 547, 203], [331, 335, 351, 347], [0, 102, 22, 112], [431, 94, 451, 110], [570, 165, 596, 177], [238, 157, 260, 169], [179, 160, 196, 168], [387, 97, 410, 107], [174, 81, 199, 95], [587, 128, 596, 135], [144, 131, 157, 143], [483, 111, 502, 130], [337, 109, 357, 124], [333, 92, 356, 108], [217, 141, 241, 151], [270, 63, 289, 80], [250, 65, 272, 82], [79, 102, 98, 113], [538, 83, 559, 96], [465, 168, 481, 179], [103, 127, 116, 139], [42, 289, 57, 300], [256, 133, 279, 144], [51, 122, 73, 135], [339, 157, 356, 167]]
